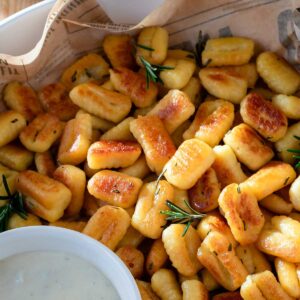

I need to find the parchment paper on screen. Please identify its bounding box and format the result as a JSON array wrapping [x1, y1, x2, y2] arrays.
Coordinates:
[[1, 0, 300, 93]]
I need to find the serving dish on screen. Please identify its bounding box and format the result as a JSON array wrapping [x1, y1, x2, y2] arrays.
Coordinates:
[[0, 226, 141, 300]]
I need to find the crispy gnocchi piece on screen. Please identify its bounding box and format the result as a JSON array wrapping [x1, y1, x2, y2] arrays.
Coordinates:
[[101, 79, 114, 90], [160, 58, 196, 89], [256, 216, 300, 262], [83, 161, 100, 178], [199, 67, 248, 104], [218, 183, 264, 245], [103, 34, 135, 68], [19, 113, 64, 152], [222, 63, 258, 88], [240, 270, 294, 300], [179, 274, 200, 284], [240, 93, 287, 142], [182, 280, 209, 300], [200, 269, 220, 291], [16, 170, 71, 222], [0, 110, 26, 147], [120, 155, 151, 179], [116, 246, 144, 278], [272, 94, 300, 119], [100, 117, 135, 141], [212, 145, 247, 188], [257, 51, 300, 95], [34, 151, 56, 177], [136, 280, 160, 300], [201, 37, 255, 67], [76, 109, 114, 132], [188, 168, 220, 213], [117, 225, 145, 248], [110, 68, 158, 108], [181, 77, 201, 105], [235, 244, 271, 274], [147, 89, 195, 134], [3, 81, 42, 120], [289, 175, 300, 211], [53, 165, 86, 217], [61, 53, 109, 90], [151, 269, 183, 300], [130, 115, 176, 175], [260, 193, 293, 215], [49, 220, 87, 232], [197, 211, 238, 248], [38, 83, 78, 121], [183, 100, 234, 145], [275, 122, 300, 164], [213, 292, 242, 300], [223, 123, 274, 171], [83, 205, 130, 251], [275, 258, 300, 298], [146, 238, 168, 276], [8, 213, 41, 229], [197, 231, 249, 291], [57, 113, 92, 165], [164, 139, 215, 190], [136, 26, 168, 66], [87, 170, 142, 208], [162, 224, 202, 276], [240, 161, 296, 200], [70, 83, 132, 123], [87, 140, 141, 169], [131, 180, 173, 239], [0, 144, 33, 171]]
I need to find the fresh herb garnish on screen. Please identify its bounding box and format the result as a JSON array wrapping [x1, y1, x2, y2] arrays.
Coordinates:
[[284, 177, 290, 186], [194, 30, 209, 67], [0, 175, 27, 232], [154, 169, 167, 196], [160, 200, 206, 236], [237, 185, 241, 194], [287, 135, 300, 169], [139, 56, 174, 88], [136, 44, 155, 51]]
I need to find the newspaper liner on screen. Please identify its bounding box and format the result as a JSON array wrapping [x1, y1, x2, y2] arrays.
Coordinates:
[[1, 0, 300, 98]]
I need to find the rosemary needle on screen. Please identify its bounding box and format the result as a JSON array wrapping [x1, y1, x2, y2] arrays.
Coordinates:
[[0, 175, 27, 232], [139, 56, 174, 88], [160, 200, 206, 236], [287, 135, 300, 169]]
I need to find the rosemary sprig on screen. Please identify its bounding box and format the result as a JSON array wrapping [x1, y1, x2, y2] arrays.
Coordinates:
[[136, 44, 155, 51], [194, 30, 209, 67], [287, 135, 300, 169], [160, 200, 206, 236], [0, 175, 27, 232], [139, 56, 174, 88]]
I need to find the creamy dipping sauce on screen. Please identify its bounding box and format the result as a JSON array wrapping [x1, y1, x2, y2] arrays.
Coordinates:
[[0, 251, 120, 300]]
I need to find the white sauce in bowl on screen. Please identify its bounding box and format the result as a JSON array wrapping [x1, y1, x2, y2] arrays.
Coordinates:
[[0, 251, 120, 300]]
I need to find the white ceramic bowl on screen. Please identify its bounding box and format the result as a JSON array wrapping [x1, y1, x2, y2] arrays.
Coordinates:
[[0, 226, 141, 300]]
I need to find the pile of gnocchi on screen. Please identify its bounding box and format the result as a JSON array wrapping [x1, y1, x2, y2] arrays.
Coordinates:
[[1, 25, 300, 300]]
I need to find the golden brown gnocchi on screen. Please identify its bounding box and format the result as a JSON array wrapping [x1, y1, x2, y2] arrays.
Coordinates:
[[164, 139, 215, 190], [110, 67, 158, 108], [130, 115, 176, 175], [87, 170, 142, 208], [19, 113, 64, 152], [87, 140, 141, 169], [16, 170, 71, 222], [223, 123, 274, 171], [83, 205, 130, 251], [240, 93, 288, 142], [147, 89, 195, 134]]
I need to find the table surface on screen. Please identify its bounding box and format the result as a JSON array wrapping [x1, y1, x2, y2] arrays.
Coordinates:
[[0, 0, 42, 21]]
